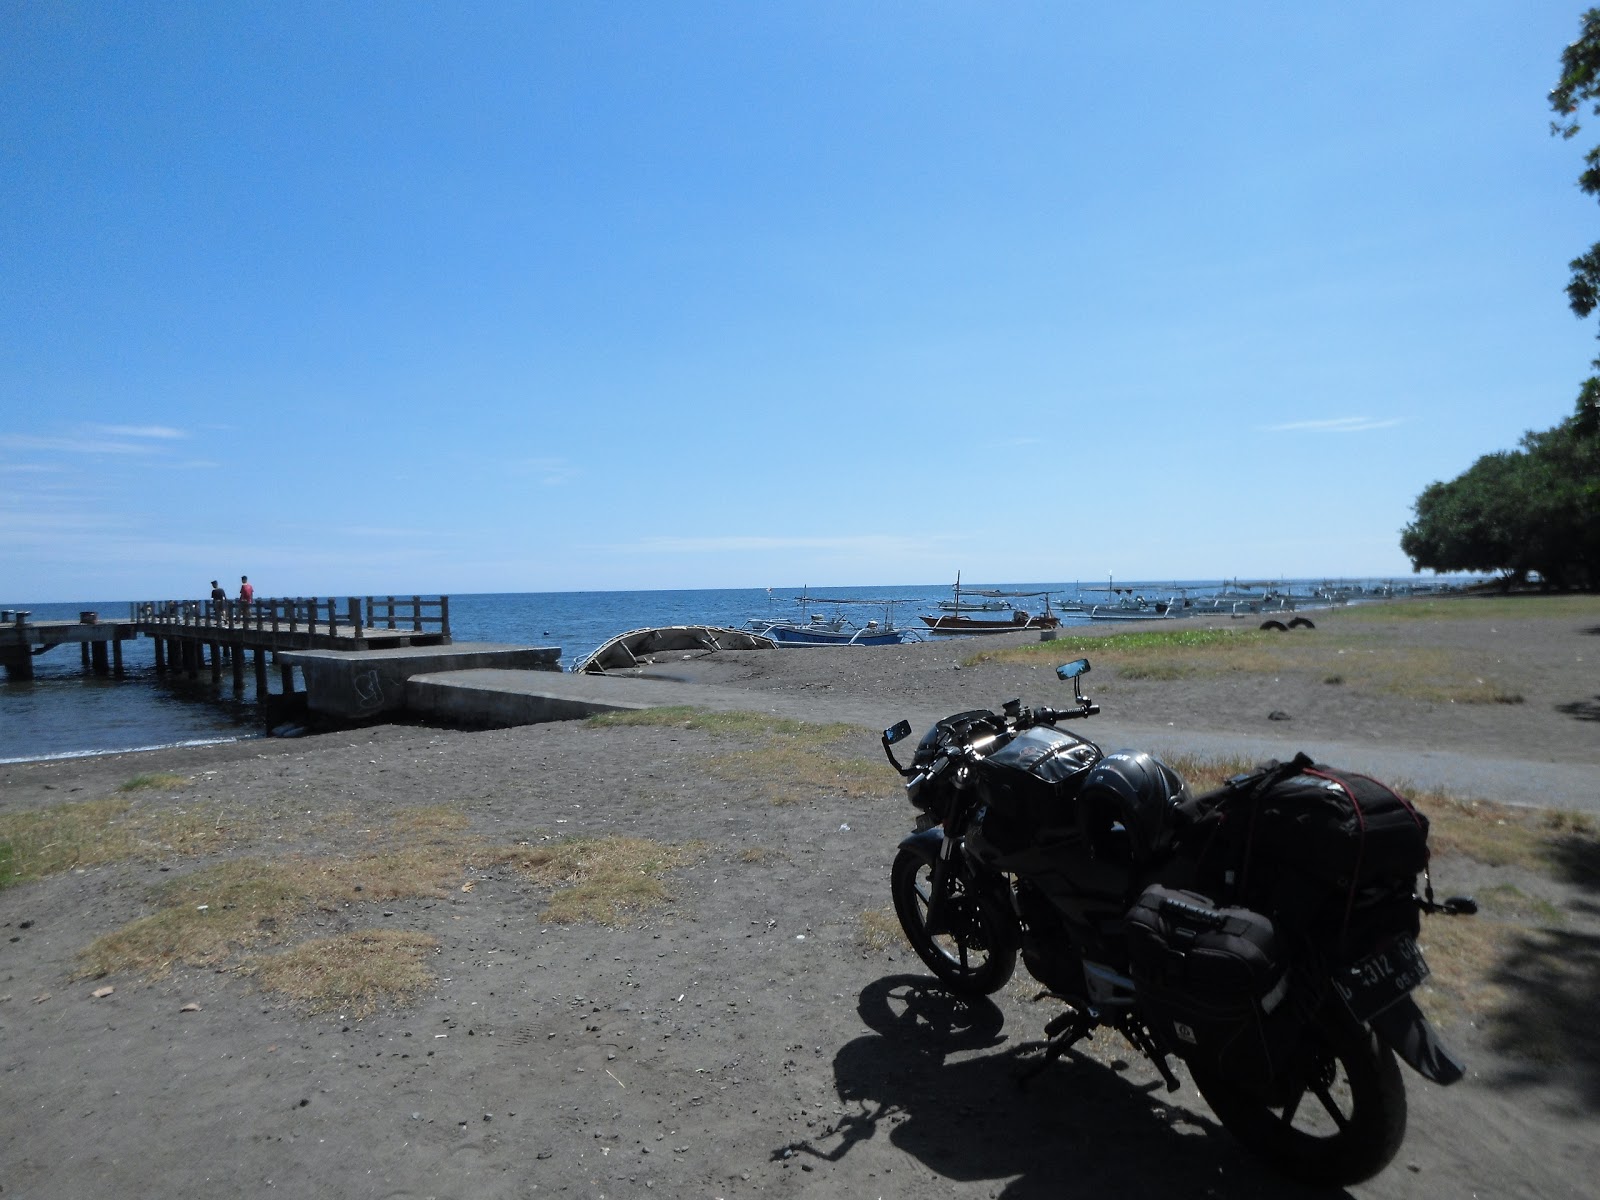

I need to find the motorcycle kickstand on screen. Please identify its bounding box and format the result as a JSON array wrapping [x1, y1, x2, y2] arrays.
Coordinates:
[[1018, 1009, 1092, 1086], [1115, 1020, 1182, 1094]]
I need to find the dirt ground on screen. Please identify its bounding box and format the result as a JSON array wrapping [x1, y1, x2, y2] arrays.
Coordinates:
[[2, 600, 1598, 1199]]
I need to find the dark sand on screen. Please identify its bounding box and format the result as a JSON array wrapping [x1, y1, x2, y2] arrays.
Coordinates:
[[2, 600, 1597, 1198]]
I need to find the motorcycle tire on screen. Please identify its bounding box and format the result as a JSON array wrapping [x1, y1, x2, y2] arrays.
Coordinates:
[[890, 846, 1017, 996], [1191, 1017, 1406, 1186]]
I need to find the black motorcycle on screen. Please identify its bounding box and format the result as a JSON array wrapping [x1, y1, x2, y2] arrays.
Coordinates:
[[879, 658, 1474, 1186]]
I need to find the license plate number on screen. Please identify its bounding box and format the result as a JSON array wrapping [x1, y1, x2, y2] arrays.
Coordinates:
[[1335, 936, 1430, 1020]]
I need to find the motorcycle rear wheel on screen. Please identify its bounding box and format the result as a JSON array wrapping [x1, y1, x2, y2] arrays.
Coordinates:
[[1192, 1018, 1406, 1186], [890, 847, 1017, 996]]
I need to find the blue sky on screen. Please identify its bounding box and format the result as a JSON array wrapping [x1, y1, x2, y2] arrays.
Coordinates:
[[2, 2, 1593, 602]]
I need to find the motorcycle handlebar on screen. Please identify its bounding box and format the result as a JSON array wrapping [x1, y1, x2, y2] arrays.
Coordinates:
[[1031, 703, 1099, 724]]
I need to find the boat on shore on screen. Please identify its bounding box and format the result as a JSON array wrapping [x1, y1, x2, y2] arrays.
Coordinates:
[[922, 574, 1061, 634], [920, 608, 1061, 634], [1085, 594, 1192, 622], [574, 625, 775, 674], [746, 594, 924, 646]]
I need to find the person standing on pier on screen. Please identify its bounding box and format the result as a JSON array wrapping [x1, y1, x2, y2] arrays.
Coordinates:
[[238, 575, 254, 607], [209, 579, 228, 618]]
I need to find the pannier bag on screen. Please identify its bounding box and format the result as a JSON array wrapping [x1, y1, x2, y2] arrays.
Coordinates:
[[1126, 885, 1291, 1092]]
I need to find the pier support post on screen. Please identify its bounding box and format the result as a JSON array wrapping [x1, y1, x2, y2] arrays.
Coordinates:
[[81, 642, 91, 668], [113, 638, 124, 676], [154, 637, 166, 672], [3, 653, 34, 681], [185, 640, 199, 679], [91, 641, 109, 675], [254, 647, 268, 696], [210, 642, 222, 683], [232, 641, 245, 691], [280, 662, 295, 696]]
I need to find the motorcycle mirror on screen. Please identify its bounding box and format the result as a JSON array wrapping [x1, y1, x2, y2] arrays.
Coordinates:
[[883, 719, 913, 745], [1056, 658, 1091, 680]]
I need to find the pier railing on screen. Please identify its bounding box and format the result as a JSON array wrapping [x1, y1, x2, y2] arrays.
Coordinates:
[[131, 595, 450, 639]]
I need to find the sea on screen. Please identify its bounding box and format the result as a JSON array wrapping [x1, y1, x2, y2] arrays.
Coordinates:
[[0, 578, 1461, 764]]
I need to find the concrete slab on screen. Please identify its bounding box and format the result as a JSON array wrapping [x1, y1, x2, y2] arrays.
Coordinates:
[[280, 643, 561, 719], [403, 667, 810, 727]]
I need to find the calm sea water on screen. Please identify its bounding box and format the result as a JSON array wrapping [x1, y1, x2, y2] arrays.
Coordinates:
[[0, 578, 1446, 764]]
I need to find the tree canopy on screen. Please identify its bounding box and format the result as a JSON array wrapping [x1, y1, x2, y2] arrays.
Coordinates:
[[1404, 12, 1600, 588], [1551, 7, 1600, 429], [1401, 417, 1600, 587]]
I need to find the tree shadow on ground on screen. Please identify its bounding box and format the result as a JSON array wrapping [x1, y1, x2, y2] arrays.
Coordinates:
[[1480, 829, 1600, 1108], [1556, 695, 1600, 721], [773, 975, 1349, 1200], [1487, 927, 1600, 1109]]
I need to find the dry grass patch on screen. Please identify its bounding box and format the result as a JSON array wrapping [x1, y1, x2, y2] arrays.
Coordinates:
[[1335, 594, 1600, 623], [858, 907, 902, 954], [590, 704, 883, 805], [79, 858, 316, 979], [0, 796, 236, 882], [973, 625, 1523, 704], [707, 742, 886, 805], [498, 835, 702, 925], [247, 929, 439, 1016]]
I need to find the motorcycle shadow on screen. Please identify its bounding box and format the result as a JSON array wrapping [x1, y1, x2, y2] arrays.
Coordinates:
[[777, 974, 1355, 1199]]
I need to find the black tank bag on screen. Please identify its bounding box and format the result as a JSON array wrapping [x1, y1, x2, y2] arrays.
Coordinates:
[[1125, 885, 1290, 1092]]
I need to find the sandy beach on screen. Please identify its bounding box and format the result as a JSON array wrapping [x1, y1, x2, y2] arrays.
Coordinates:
[[2, 598, 1597, 1199]]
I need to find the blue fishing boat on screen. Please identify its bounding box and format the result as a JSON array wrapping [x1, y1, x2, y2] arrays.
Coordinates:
[[747, 593, 923, 646]]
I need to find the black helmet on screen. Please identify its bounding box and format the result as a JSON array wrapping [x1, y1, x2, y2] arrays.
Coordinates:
[[1078, 750, 1189, 863]]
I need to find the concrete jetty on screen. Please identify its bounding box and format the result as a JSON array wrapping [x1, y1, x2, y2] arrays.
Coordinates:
[[281, 645, 561, 719]]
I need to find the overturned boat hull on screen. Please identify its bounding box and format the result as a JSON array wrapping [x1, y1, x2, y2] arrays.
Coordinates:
[[574, 626, 775, 674]]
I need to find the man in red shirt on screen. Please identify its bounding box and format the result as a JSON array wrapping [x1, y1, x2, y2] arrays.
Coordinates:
[[238, 575, 254, 606]]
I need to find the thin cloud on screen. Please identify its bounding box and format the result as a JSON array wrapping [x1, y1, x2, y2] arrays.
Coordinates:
[[0, 433, 165, 455], [522, 457, 577, 486], [90, 424, 187, 440], [626, 534, 930, 555], [1265, 417, 1403, 433]]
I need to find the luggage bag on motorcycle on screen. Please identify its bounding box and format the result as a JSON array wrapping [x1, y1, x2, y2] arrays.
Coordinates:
[[1227, 756, 1431, 946], [1126, 885, 1291, 1092]]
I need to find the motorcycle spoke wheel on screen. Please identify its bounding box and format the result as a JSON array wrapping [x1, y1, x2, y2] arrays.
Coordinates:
[[890, 847, 1016, 996], [1194, 1022, 1406, 1187]]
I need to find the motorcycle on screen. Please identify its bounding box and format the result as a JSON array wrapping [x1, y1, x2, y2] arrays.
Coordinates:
[[879, 657, 1476, 1186]]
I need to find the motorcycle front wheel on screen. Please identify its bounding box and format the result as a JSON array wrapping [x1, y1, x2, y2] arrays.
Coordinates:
[[890, 846, 1017, 996], [1191, 1018, 1406, 1186]]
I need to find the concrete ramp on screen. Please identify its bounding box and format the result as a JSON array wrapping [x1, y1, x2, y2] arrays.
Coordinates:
[[404, 668, 810, 727]]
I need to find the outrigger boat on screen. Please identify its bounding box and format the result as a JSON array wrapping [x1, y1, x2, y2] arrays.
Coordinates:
[[920, 574, 1062, 635], [747, 593, 924, 646]]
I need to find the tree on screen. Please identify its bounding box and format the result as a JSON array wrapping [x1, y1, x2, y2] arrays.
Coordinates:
[[1551, 7, 1600, 430], [1401, 416, 1600, 588]]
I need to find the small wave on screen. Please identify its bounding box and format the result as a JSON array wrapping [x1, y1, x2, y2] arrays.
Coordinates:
[[0, 733, 256, 766]]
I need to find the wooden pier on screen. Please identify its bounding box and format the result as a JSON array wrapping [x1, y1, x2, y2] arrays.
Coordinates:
[[0, 596, 451, 697]]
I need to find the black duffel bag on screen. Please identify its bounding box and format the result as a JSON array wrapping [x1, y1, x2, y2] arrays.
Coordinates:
[[1188, 752, 1431, 950]]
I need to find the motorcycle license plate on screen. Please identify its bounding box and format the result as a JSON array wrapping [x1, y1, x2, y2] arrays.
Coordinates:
[[1335, 936, 1430, 1021]]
